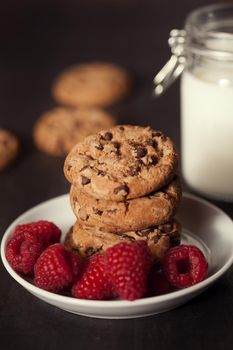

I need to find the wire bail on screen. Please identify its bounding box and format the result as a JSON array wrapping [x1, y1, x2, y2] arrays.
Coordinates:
[[154, 29, 186, 96]]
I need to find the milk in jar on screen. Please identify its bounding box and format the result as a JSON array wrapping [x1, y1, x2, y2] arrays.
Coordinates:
[[154, 4, 233, 200], [181, 68, 233, 201]]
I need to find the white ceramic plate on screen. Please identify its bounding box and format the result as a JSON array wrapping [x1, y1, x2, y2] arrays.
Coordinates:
[[1, 193, 233, 319]]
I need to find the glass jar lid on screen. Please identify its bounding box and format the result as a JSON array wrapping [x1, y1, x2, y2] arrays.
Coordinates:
[[154, 3, 233, 96]]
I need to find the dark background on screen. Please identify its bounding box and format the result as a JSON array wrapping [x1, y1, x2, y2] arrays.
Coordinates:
[[0, 1, 233, 349]]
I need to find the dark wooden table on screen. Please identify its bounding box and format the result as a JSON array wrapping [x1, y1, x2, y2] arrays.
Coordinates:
[[1, 1, 233, 349]]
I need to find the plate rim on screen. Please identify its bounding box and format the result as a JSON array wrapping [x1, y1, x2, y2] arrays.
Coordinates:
[[1, 192, 233, 310]]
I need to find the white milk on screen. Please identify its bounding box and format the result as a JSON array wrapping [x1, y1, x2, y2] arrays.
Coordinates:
[[181, 68, 233, 201]]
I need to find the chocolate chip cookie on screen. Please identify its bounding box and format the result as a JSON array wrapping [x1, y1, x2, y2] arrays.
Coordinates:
[[52, 62, 131, 107], [0, 129, 19, 171], [70, 175, 181, 232], [33, 107, 115, 156], [64, 219, 181, 261], [64, 125, 178, 201]]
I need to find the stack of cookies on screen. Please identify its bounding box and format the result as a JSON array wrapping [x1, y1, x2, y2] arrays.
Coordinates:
[[64, 125, 182, 262]]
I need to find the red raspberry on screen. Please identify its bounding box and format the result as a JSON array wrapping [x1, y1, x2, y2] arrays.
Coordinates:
[[72, 254, 114, 300], [147, 268, 172, 297], [106, 241, 152, 301], [34, 244, 83, 292], [162, 244, 208, 288], [13, 221, 61, 247], [6, 232, 44, 275]]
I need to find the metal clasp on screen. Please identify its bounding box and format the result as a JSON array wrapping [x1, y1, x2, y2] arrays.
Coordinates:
[[154, 29, 186, 96]]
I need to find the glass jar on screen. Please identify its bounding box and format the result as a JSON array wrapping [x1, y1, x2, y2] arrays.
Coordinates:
[[154, 3, 233, 201]]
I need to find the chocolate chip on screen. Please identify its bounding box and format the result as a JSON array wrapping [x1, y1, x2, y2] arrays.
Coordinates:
[[152, 131, 162, 137], [152, 235, 160, 243], [106, 208, 117, 214], [113, 184, 129, 195], [95, 144, 104, 150], [67, 165, 72, 171], [80, 165, 89, 172], [134, 231, 144, 237], [97, 169, 106, 176], [112, 141, 120, 149], [127, 166, 140, 176], [146, 139, 157, 148], [85, 247, 95, 257], [135, 159, 143, 167], [85, 246, 102, 256], [92, 208, 103, 216], [125, 201, 130, 212], [72, 247, 80, 254], [114, 232, 135, 242], [160, 224, 172, 233], [136, 228, 154, 237], [112, 141, 121, 155], [150, 155, 158, 165], [119, 126, 125, 131], [136, 147, 147, 158], [102, 132, 113, 141], [86, 155, 94, 160], [81, 175, 91, 185], [129, 140, 138, 148]]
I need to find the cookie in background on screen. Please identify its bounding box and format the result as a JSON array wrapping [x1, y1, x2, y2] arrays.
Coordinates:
[[0, 128, 20, 172], [52, 62, 131, 108], [33, 106, 116, 156]]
